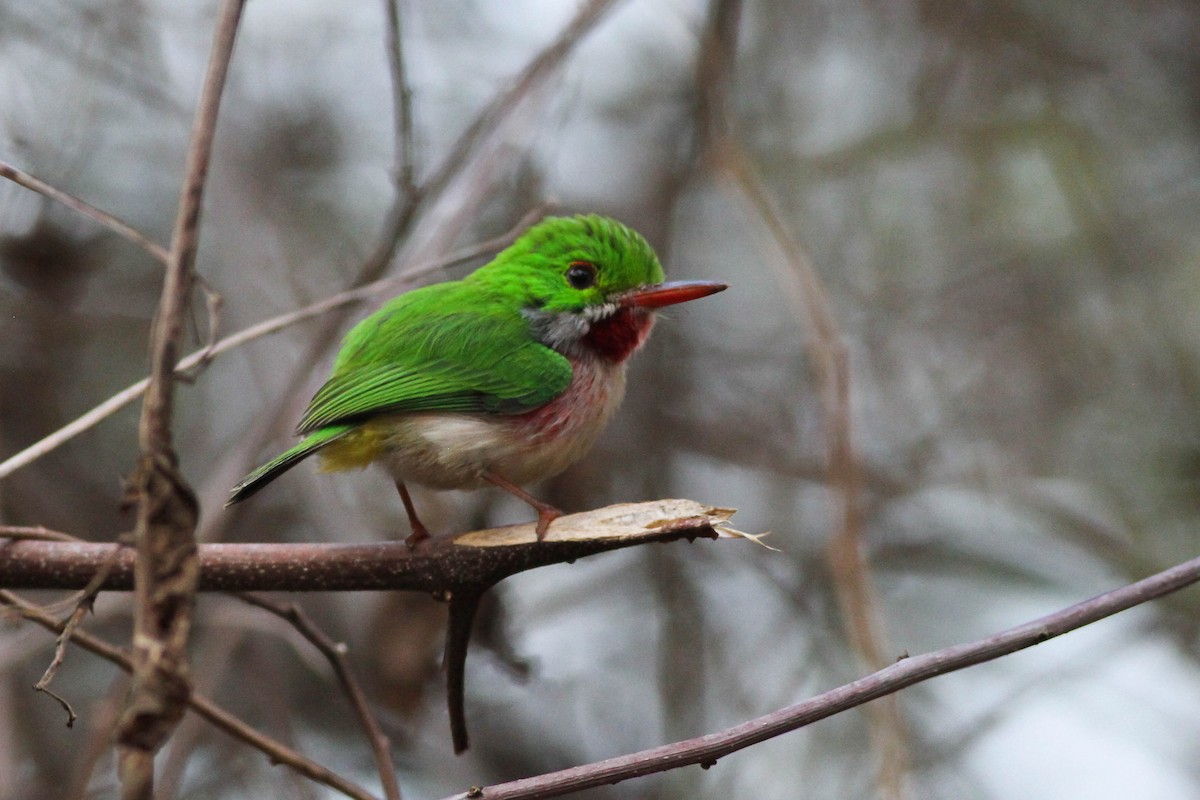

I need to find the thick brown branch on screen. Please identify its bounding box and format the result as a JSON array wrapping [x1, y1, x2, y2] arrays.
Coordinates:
[[0, 501, 735, 593]]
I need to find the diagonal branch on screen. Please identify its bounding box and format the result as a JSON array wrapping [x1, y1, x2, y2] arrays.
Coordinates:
[[435, 551, 1200, 799], [237, 593, 402, 800], [0, 159, 170, 264]]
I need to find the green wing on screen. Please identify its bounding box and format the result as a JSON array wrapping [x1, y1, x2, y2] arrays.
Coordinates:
[[295, 281, 572, 435]]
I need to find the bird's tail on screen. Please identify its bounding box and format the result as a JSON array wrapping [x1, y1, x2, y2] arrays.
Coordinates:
[[225, 425, 352, 507]]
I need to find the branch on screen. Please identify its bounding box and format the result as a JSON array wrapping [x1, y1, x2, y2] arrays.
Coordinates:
[[382, 0, 416, 198], [436, 552, 1200, 799], [0, 159, 170, 264], [0, 501, 738, 593], [118, 1, 245, 795]]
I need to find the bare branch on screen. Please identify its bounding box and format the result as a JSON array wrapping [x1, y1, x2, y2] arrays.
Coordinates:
[[0, 501, 736, 592], [238, 593, 402, 800], [435, 552, 1200, 799], [0, 159, 170, 264], [2, 501, 739, 762], [118, 1, 245, 795], [33, 600, 90, 727]]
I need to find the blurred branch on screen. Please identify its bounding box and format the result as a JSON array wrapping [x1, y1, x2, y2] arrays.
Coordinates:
[[118, 2, 245, 796], [437, 551, 1200, 799], [0, 206, 547, 481], [237, 593, 402, 800], [0, 159, 170, 264], [693, 0, 910, 794], [0, 590, 377, 800], [383, 0, 416, 198]]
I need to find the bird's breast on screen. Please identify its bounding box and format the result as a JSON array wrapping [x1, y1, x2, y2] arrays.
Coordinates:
[[344, 357, 626, 489]]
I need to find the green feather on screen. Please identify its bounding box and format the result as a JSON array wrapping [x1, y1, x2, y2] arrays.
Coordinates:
[[296, 281, 572, 434], [225, 425, 353, 506]]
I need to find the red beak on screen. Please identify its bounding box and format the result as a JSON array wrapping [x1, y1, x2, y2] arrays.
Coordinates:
[[621, 280, 728, 309]]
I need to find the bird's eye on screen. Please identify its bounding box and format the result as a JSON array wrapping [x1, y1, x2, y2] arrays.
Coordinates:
[[565, 261, 597, 290]]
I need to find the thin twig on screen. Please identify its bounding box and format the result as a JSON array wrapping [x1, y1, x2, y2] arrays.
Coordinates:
[[413, 0, 622, 217], [0, 590, 378, 800], [436, 552, 1200, 799], [0, 206, 548, 482], [30, 531, 127, 728], [33, 599, 91, 727], [177, 273, 225, 382], [237, 593, 402, 800], [0, 159, 170, 264]]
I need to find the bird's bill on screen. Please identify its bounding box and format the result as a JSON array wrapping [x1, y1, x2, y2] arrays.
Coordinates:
[[622, 280, 728, 309]]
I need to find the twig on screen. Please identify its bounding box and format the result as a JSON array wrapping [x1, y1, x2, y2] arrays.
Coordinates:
[[177, 273, 225, 381], [0, 206, 547, 482], [0, 159, 170, 264], [436, 552, 1200, 799], [33, 599, 90, 727], [237, 593, 402, 800], [0, 590, 378, 800], [29, 535, 127, 727], [415, 0, 622, 216], [0, 525, 78, 542]]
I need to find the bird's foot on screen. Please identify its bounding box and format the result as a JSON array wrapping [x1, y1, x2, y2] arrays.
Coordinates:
[[534, 506, 563, 541], [404, 524, 431, 550], [483, 470, 563, 542]]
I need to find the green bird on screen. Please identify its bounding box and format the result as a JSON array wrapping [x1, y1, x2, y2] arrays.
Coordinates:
[[226, 214, 726, 545]]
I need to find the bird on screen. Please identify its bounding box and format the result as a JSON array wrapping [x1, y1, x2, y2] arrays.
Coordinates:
[[226, 214, 726, 546]]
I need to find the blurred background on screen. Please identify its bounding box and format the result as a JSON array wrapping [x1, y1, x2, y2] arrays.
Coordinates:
[[2, 0, 1200, 797]]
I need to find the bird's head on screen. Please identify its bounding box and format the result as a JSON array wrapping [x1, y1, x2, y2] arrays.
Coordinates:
[[470, 214, 726, 362]]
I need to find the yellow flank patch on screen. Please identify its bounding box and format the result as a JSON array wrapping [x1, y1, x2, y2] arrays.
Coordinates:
[[318, 424, 388, 472]]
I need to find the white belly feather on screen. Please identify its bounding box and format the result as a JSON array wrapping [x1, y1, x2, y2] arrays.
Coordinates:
[[377, 359, 626, 489]]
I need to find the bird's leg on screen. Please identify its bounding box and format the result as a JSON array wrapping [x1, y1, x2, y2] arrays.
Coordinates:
[[394, 479, 430, 548], [483, 470, 563, 540]]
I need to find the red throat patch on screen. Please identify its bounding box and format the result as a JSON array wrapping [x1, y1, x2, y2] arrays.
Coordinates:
[[582, 308, 655, 362]]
